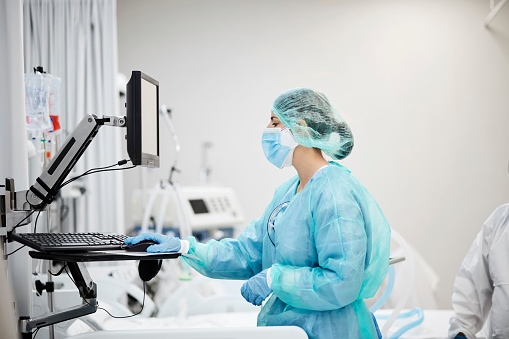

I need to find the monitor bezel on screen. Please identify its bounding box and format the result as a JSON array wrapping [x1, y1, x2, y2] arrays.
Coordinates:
[[126, 70, 160, 168]]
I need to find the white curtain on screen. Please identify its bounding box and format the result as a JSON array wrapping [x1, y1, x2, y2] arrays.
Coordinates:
[[23, 0, 125, 234]]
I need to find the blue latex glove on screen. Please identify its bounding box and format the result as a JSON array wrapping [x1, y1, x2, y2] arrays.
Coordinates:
[[124, 233, 181, 253], [241, 269, 272, 306]]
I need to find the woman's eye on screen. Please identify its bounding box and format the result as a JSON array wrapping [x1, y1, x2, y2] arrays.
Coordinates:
[[272, 122, 279, 127]]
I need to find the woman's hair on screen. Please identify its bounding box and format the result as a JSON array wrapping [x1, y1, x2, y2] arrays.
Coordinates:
[[272, 88, 354, 160]]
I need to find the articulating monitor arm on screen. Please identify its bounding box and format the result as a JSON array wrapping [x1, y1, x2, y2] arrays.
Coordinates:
[[0, 115, 126, 234], [20, 262, 98, 336], [26, 114, 126, 210]]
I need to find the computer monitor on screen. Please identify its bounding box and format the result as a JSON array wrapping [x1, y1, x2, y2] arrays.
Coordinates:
[[126, 71, 160, 168]]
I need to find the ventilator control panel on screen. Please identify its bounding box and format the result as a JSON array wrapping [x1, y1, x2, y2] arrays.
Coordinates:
[[131, 186, 244, 232], [181, 187, 243, 230]]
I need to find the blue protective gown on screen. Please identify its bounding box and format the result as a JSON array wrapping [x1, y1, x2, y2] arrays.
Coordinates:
[[183, 162, 391, 339]]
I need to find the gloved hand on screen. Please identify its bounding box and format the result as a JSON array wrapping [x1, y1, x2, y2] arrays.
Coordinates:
[[241, 269, 272, 306], [125, 233, 181, 253]]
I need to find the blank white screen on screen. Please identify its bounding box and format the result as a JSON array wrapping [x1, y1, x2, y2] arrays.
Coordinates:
[[141, 79, 158, 156]]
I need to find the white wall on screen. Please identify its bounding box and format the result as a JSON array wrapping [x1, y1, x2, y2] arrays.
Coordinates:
[[117, 0, 509, 309]]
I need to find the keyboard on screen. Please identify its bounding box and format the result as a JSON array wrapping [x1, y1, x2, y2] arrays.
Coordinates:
[[9, 232, 129, 252]]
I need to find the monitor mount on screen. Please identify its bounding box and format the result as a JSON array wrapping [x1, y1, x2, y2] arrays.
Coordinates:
[[0, 114, 125, 339], [0, 114, 126, 237], [19, 262, 98, 337]]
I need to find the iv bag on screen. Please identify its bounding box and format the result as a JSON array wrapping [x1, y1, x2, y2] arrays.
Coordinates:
[[24, 70, 62, 131]]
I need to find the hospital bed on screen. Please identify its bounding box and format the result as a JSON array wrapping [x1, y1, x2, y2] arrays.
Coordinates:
[[64, 310, 466, 339], [70, 327, 308, 339]]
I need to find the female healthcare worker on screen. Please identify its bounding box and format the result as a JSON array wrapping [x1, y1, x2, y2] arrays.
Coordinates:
[[125, 88, 392, 339]]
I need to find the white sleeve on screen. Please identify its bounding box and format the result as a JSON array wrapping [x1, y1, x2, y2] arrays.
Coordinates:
[[266, 267, 273, 288], [179, 240, 190, 254], [448, 226, 493, 339], [490, 285, 509, 338], [487, 206, 509, 338]]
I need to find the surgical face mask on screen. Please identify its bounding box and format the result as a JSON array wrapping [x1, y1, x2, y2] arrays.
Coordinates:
[[261, 128, 298, 169]]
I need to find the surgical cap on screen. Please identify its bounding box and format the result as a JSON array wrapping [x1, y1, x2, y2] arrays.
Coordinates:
[[272, 88, 354, 160]]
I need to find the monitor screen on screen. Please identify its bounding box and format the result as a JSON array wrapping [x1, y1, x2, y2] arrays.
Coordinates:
[[126, 71, 160, 168]]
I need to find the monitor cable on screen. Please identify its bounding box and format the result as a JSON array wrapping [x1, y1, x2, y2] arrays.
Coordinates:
[[64, 267, 147, 319], [59, 159, 136, 189], [7, 160, 135, 234], [6, 210, 42, 256]]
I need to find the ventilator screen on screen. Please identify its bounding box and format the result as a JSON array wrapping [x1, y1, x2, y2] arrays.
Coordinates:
[[189, 199, 209, 214]]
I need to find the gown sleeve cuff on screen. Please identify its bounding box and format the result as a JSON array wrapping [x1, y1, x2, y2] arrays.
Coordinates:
[[266, 267, 273, 288], [179, 240, 190, 254]]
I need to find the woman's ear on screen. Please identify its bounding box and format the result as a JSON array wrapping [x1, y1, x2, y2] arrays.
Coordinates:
[[296, 119, 308, 128], [293, 119, 309, 138]]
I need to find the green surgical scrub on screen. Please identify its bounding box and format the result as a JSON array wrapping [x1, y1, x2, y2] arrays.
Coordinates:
[[183, 162, 391, 339]]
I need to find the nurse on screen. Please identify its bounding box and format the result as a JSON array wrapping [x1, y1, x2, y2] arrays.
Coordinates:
[[126, 88, 391, 339]]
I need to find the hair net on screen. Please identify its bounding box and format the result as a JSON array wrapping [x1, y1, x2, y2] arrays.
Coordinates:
[[271, 88, 354, 160]]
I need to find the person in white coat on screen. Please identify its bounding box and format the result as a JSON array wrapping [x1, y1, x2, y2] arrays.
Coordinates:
[[448, 203, 509, 339]]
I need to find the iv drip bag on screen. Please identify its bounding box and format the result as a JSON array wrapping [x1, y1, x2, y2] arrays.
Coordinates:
[[24, 68, 62, 131]]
